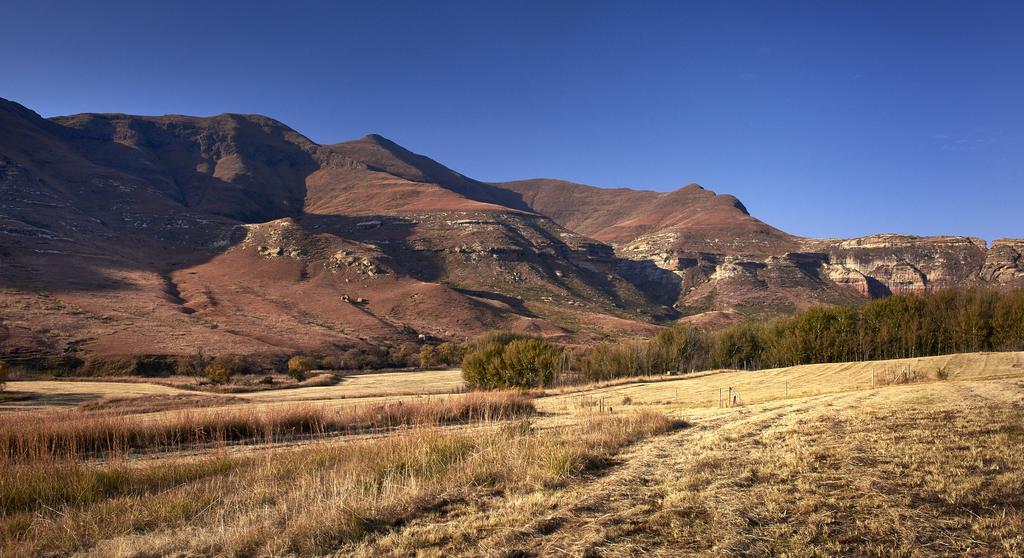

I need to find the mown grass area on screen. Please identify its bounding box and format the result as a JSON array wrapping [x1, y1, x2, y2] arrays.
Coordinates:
[[0, 392, 535, 459], [642, 382, 1024, 557], [536, 351, 1024, 413], [0, 410, 681, 556], [348, 379, 1024, 557]]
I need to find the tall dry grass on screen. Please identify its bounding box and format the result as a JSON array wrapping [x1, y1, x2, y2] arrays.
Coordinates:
[[0, 410, 680, 556], [0, 391, 534, 459]]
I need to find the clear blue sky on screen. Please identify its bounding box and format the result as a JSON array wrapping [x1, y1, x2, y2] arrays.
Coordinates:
[[4, 0, 1022, 240]]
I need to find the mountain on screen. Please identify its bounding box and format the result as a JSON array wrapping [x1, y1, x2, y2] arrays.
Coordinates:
[[1, 97, 1022, 367], [494, 179, 797, 255], [495, 180, 1024, 317], [0, 99, 662, 368]]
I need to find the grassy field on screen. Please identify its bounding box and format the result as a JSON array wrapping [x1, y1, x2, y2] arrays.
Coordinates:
[[2, 352, 1023, 556], [538, 350, 1024, 413], [368, 377, 1024, 557], [0, 368, 465, 412]]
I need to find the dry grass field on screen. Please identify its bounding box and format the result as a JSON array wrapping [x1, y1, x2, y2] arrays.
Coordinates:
[[2, 352, 1023, 556], [538, 351, 1024, 413], [366, 377, 1024, 557]]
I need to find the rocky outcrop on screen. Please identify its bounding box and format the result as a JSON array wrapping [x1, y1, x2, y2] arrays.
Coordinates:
[[981, 239, 1024, 284], [618, 234, 1023, 314], [801, 235, 989, 294]]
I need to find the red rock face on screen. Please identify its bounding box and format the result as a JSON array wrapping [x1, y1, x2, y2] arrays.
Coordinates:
[[0, 97, 1020, 363]]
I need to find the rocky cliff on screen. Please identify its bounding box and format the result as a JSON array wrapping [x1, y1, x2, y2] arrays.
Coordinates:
[[496, 180, 1024, 318]]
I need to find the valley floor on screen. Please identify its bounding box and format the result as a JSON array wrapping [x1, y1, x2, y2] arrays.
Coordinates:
[[2, 353, 1023, 556]]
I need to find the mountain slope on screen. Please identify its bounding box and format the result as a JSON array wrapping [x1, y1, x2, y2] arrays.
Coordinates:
[[495, 178, 797, 255], [495, 177, 1024, 318], [1, 97, 1022, 367], [0, 98, 661, 368]]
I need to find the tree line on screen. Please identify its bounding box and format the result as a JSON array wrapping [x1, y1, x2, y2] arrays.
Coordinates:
[[458, 288, 1024, 389]]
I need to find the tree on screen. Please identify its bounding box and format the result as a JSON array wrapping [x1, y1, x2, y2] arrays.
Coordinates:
[[499, 339, 561, 388], [205, 356, 245, 385], [462, 341, 507, 389], [419, 345, 438, 368], [462, 332, 562, 389], [287, 356, 319, 381], [993, 290, 1024, 350], [182, 349, 211, 376], [710, 324, 762, 370]]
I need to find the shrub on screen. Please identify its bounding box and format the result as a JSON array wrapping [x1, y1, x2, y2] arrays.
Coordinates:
[[205, 356, 245, 385], [420, 341, 467, 368], [182, 349, 211, 376], [389, 343, 420, 367], [462, 340, 506, 390], [419, 345, 437, 368], [0, 361, 7, 392], [287, 356, 319, 381], [320, 354, 347, 370], [462, 332, 562, 390]]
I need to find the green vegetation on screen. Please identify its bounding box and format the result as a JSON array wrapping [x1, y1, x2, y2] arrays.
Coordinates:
[[462, 331, 563, 389], [570, 326, 707, 383], [567, 288, 1024, 382], [419, 341, 467, 368]]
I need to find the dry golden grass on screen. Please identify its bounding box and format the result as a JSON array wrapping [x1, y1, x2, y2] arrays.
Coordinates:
[[0, 379, 189, 411], [3, 352, 1024, 556], [237, 368, 466, 402], [538, 350, 1024, 413], [354, 378, 1024, 557], [0, 392, 534, 459], [12, 353, 1020, 418], [78, 393, 244, 414], [0, 410, 679, 556], [1, 368, 467, 414]]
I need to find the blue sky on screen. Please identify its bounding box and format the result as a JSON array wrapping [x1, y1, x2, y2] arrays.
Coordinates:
[[3, 0, 1022, 240]]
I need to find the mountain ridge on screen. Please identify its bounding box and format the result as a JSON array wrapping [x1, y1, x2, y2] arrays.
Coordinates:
[[1, 97, 1022, 367]]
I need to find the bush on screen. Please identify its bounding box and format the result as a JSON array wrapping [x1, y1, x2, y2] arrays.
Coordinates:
[[389, 343, 420, 368], [320, 354, 347, 370], [287, 356, 319, 381], [182, 349, 211, 376], [205, 356, 245, 385], [462, 332, 562, 390], [0, 361, 7, 392], [419, 341, 467, 368]]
